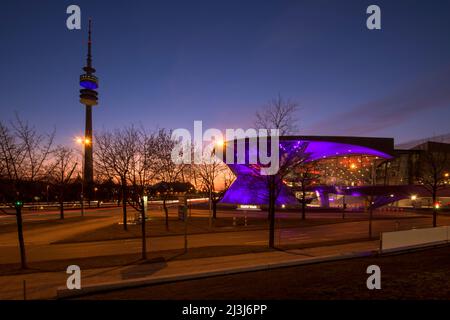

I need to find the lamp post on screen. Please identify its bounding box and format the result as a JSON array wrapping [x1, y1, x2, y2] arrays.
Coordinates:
[[368, 160, 375, 239], [209, 186, 213, 228], [141, 195, 148, 260], [208, 139, 224, 228], [76, 136, 90, 216], [94, 187, 98, 207], [46, 185, 50, 205], [368, 158, 385, 238]]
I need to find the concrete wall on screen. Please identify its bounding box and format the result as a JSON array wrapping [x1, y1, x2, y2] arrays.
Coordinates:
[[380, 226, 449, 253]]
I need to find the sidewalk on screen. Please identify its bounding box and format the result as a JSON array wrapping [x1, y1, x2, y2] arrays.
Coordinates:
[[0, 239, 379, 300]]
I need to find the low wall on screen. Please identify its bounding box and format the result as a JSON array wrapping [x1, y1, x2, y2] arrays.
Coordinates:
[[380, 226, 449, 253]]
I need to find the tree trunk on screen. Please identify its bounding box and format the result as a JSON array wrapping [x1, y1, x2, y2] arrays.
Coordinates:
[[15, 205, 27, 269], [59, 200, 64, 220], [268, 185, 276, 248], [212, 200, 217, 220], [342, 195, 346, 219], [368, 197, 373, 239], [301, 190, 306, 220], [163, 197, 169, 231], [268, 201, 275, 248], [121, 179, 127, 230], [301, 202, 306, 220]]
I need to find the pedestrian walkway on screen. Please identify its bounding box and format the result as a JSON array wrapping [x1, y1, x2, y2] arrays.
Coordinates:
[[0, 239, 379, 300]]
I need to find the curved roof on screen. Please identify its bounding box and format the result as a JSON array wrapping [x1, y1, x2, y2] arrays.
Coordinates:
[[283, 139, 393, 161], [281, 135, 394, 156], [224, 135, 394, 165]]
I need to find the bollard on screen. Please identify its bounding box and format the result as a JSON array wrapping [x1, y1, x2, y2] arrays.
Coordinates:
[[233, 216, 236, 227]]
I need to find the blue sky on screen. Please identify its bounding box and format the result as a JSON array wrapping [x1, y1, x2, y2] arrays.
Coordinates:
[[1, 0, 450, 145]]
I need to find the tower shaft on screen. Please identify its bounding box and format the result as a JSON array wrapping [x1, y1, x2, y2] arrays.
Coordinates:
[[79, 18, 99, 197], [84, 105, 94, 185]]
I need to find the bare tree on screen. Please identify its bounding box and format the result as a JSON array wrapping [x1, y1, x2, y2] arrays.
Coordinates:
[[196, 155, 235, 220], [265, 143, 309, 248], [128, 128, 161, 260], [152, 129, 185, 230], [50, 146, 78, 219], [255, 94, 299, 136], [289, 163, 318, 220], [129, 128, 159, 203], [96, 127, 139, 230], [0, 116, 54, 269], [255, 95, 308, 248], [417, 142, 450, 227], [254, 96, 306, 248]]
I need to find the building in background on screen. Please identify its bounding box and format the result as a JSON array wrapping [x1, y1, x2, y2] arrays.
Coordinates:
[[221, 136, 450, 210]]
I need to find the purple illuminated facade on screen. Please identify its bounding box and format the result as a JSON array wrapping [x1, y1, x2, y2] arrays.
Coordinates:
[[221, 136, 394, 206]]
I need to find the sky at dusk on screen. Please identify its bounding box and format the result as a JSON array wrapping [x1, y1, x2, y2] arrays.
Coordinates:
[[1, 0, 450, 146]]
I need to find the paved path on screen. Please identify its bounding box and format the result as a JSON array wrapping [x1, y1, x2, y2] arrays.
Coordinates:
[[0, 239, 379, 300]]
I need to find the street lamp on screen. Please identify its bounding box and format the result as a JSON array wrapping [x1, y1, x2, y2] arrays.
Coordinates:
[[215, 139, 224, 148], [208, 139, 224, 228], [94, 187, 98, 207], [75, 136, 90, 216], [46, 185, 50, 204]]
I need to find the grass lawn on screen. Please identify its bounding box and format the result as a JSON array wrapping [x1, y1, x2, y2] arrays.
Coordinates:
[[0, 215, 106, 234], [54, 215, 371, 244]]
